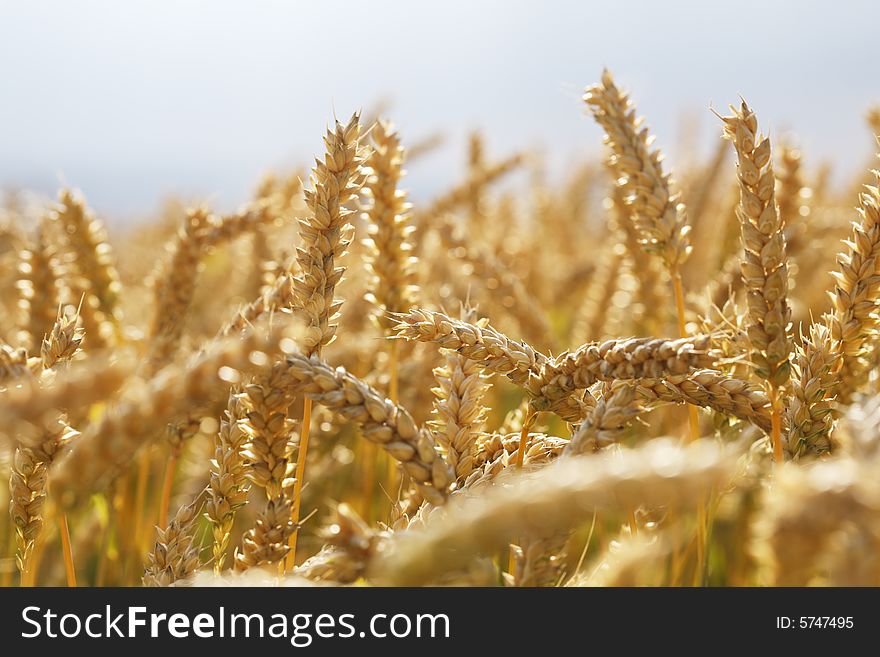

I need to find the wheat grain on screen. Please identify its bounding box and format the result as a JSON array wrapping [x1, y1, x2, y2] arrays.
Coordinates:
[[465, 432, 566, 490], [239, 364, 298, 499]]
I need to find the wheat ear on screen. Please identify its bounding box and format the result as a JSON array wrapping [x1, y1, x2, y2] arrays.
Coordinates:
[[429, 307, 491, 482], [720, 99, 791, 461], [234, 496, 295, 572], [827, 175, 880, 403], [15, 223, 62, 351], [40, 312, 84, 371], [205, 389, 250, 573], [393, 308, 592, 422], [584, 69, 691, 269], [143, 499, 202, 587], [752, 459, 880, 585], [785, 322, 839, 457], [9, 420, 79, 583], [363, 119, 418, 331], [565, 383, 644, 455], [55, 189, 122, 320], [632, 369, 772, 431]]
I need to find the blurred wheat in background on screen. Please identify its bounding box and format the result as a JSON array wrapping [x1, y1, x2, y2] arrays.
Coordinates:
[[2, 2, 880, 588]]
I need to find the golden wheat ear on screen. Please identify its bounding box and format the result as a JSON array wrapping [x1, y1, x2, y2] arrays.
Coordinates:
[[584, 69, 691, 270]]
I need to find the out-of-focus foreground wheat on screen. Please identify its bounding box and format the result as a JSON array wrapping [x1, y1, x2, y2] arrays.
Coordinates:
[[2, 72, 880, 587]]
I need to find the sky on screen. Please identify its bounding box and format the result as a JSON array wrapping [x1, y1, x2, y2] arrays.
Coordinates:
[[0, 0, 876, 223]]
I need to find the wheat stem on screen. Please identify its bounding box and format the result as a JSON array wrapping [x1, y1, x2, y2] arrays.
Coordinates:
[[132, 453, 151, 555], [286, 397, 312, 570], [509, 410, 536, 574], [59, 514, 76, 587], [158, 450, 178, 529], [673, 255, 706, 584], [770, 386, 783, 463], [387, 339, 400, 496]]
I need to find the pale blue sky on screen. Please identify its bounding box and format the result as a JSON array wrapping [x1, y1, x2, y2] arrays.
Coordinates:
[[0, 1, 875, 221]]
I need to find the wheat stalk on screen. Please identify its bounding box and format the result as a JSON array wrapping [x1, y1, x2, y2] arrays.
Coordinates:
[[285, 112, 367, 567]]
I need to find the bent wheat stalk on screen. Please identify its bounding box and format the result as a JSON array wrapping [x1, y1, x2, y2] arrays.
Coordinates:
[[372, 439, 736, 586]]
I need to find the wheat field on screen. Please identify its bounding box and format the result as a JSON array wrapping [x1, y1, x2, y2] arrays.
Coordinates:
[[1, 70, 880, 588]]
